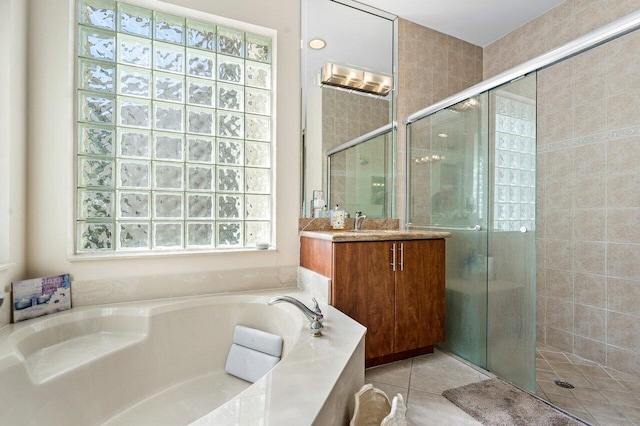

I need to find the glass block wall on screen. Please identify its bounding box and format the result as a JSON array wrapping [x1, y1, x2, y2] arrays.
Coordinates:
[[76, 0, 273, 252], [493, 94, 536, 232]]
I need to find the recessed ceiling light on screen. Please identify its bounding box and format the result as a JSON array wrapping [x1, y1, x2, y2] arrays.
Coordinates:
[[309, 38, 326, 50], [438, 133, 448, 138]]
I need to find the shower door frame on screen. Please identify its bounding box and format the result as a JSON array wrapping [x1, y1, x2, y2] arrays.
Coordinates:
[[404, 10, 640, 127]]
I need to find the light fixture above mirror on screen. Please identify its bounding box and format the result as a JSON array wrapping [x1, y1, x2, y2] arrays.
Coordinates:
[[321, 63, 393, 96]]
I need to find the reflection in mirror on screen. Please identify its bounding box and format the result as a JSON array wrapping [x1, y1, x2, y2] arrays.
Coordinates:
[[408, 95, 488, 229], [301, 0, 396, 217], [328, 125, 393, 218]]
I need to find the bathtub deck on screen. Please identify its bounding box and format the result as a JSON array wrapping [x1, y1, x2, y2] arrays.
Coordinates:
[[26, 331, 146, 384], [102, 370, 250, 425]]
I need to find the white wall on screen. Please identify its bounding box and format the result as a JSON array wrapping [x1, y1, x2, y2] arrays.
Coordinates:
[[0, 0, 28, 325], [24, 0, 300, 305], [304, 89, 323, 214], [303, 0, 394, 102]]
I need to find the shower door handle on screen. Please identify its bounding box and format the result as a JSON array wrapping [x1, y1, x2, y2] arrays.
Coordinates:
[[520, 226, 528, 233]]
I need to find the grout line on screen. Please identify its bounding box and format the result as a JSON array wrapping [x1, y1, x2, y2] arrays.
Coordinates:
[[572, 146, 578, 359], [407, 357, 414, 402], [604, 132, 609, 371]]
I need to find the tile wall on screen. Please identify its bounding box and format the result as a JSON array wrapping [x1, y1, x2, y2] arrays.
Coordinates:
[[321, 87, 390, 212], [322, 87, 390, 150], [483, 0, 640, 79], [537, 30, 640, 375], [396, 19, 483, 223], [484, 0, 640, 375]]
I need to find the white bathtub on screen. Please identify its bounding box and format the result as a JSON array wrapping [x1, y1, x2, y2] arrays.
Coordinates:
[[0, 290, 366, 425]]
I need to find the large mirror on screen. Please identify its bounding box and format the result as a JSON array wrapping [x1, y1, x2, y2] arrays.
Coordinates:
[[328, 124, 394, 217], [301, 0, 396, 218]]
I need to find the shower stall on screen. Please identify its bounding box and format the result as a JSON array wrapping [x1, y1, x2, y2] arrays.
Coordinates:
[[407, 74, 538, 392], [405, 9, 640, 423]]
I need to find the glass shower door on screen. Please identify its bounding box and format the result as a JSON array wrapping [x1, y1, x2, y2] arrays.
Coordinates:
[[408, 93, 490, 368], [407, 72, 537, 393], [486, 73, 537, 392]]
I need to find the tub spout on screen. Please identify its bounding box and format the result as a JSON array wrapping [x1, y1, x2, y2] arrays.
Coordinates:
[[268, 296, 323, 337]]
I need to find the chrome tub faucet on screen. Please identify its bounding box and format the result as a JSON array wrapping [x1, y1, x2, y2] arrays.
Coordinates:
[[268, 296, 324, 337]]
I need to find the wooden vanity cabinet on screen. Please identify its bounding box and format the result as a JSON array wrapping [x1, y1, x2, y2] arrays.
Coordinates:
[[392, 240, 445, 354], [301, 236, 445, 367], [331, 241, 396, 361]]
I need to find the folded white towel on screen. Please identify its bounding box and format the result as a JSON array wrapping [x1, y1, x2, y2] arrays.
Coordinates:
[[225, 325, 283, 383], [232, 325, 283, 357], [225, 343, 280, 383]]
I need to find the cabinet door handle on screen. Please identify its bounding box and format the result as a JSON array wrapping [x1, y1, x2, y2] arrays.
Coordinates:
[[399, 243, 404, 271], [391, 243, 396, 271]]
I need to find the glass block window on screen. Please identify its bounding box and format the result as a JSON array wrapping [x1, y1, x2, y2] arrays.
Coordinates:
[[493, 94, 536, 232], [76, 0, 273, 253]]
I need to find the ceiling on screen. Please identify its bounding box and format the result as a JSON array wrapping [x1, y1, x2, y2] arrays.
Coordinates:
[[349, 0, 567, 47]]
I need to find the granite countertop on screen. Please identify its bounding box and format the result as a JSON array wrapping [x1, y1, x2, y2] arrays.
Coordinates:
[[299, 229, 452, 242]]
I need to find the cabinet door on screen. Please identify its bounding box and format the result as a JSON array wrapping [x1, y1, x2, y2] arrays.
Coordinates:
[[332, 241, 395, 360], [394, 239, 446, 353]]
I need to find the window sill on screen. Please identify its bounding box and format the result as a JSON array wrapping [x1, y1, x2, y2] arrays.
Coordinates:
[[0, 263, 14, 272], [68, 247, 276, 261]]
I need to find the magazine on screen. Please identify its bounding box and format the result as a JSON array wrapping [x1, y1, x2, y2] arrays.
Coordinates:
[[12, 274, 71, 323]]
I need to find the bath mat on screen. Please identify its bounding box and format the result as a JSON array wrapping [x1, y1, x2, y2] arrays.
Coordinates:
[[442, 378, 587, 426]]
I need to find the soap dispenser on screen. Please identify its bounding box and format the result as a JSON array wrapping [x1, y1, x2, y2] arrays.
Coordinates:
[[330, 204, 346, 230]]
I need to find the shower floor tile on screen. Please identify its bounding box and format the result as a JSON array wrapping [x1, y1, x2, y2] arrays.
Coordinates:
[[364, 346, 640, 425], [535, 344, 640, 426]]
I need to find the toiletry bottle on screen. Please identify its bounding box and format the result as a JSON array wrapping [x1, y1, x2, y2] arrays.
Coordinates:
[[321, 205, 329, 218], [313, 198, 325, 218], [330, 204, 346, 230], [312, 190, 325, 218]]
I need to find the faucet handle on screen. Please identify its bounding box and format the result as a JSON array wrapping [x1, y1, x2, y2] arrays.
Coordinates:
[[311, 297, 323, 322]]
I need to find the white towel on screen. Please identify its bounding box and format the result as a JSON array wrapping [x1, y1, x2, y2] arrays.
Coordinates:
[[225, 325, 283, 383]]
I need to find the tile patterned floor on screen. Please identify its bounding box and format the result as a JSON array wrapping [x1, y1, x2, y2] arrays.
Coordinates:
[[365, 346, 640, 425], [535, 343, 640, 426], [364, 349, 491, 425]]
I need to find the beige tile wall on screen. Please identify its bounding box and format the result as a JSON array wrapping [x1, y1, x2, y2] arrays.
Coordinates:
[[322, 87, 390, 210], [485, 0, 640, 375], [322, 87, 390, 151], [483, 0, 640, 79], [396, 19, 483, 223]]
